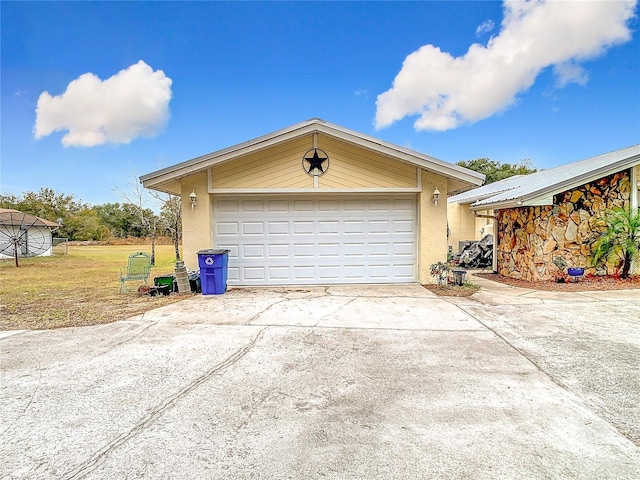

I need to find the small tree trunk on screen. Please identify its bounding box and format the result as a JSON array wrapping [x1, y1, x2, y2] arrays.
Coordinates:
[[174, 234, 180, 261], [150, 235, 156, 266], [13, 241, 19, 267], [621, 251, 632, 278]]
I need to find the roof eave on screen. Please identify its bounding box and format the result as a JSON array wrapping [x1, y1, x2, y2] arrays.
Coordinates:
[[141, 119, 485, 189]]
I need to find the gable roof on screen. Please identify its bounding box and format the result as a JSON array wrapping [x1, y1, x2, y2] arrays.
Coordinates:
[[0, 209, 61, 229], [140, 118, 484, 193], [449, 144, 640, 210]]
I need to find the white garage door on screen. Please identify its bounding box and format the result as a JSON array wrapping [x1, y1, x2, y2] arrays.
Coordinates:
[[213, 196, 417, 285]]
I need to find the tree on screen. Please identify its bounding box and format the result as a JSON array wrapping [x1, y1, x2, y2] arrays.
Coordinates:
[[116, 173, 163, 265], [158, 194, 182, 261], [590, 207, 640, 278], [456, 158, 537, 184], [63, 209, 110, 241], [94, 202, 150, 238], [0, 188, 95, 241]]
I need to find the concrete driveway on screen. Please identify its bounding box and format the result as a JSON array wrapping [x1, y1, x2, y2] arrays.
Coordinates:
[[1, 282, 639, 479]]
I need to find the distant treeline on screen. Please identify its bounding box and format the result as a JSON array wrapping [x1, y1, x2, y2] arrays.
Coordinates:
[[0, 188, 181, 242]]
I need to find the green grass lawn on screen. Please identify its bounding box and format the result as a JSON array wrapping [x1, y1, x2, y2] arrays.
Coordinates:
[[0, 245, 193, 330]]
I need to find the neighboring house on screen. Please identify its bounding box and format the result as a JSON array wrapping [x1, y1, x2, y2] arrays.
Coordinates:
[[141, 118, 484, 285], [0, 209, 61, 258], [448, 145, 640, 281]]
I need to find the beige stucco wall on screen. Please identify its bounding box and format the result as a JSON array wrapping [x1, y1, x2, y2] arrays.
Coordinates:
[[447, 203, 494, 253], [418, 171, 448, 283], [447, 203, 477, 252], [180, 172, 212, 270]]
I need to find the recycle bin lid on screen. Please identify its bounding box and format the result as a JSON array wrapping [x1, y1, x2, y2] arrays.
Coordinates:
[[197, 248, 230, 255]]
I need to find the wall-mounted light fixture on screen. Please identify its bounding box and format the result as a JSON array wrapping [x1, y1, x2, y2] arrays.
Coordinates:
[[432, 188, 441, 206], [189, 190, 198, 209]]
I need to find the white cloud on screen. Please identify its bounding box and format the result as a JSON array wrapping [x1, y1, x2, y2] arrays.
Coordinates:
[[34, 60, 173, 147], [476, 19, 495, 36], [553, 62, 589, 87], [375, 0, 637, 132]]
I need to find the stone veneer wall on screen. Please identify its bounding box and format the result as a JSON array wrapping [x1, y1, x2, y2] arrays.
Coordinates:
[[496, 170, 631, 281]]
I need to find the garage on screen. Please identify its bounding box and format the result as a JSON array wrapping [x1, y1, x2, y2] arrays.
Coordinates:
[[140, 119, 484, 284], [214, 196, 417, 285]]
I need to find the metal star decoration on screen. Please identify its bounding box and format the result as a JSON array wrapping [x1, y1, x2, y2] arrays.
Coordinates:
[[303, 148, 329, 175]]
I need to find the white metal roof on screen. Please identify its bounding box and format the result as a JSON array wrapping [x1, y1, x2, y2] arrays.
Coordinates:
[[447, 174, 526, 205], [450, 144, 640, 210], [140, 118, 485, 191]]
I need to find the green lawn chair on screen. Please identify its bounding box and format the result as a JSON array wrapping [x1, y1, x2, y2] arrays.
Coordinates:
[[119, 252, 152, 292]]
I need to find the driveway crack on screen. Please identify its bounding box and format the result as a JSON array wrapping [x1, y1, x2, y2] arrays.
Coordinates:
[[246, 298, 288, 324], [63, 327, 267, 480], [315, 297, 357, 326]]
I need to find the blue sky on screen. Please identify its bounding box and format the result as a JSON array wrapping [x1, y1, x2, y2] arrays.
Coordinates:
[[2, 1, 639, 206]]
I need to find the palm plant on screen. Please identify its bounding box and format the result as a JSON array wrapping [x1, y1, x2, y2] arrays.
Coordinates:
[[590, 207, 640, 278]]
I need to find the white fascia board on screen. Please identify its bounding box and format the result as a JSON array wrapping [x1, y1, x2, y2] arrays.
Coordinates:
[[525, 195, 554, 206], [469, 199, 522, 211], [209, 187, 422, 195]]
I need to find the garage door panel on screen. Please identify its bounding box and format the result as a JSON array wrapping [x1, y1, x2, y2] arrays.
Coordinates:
[[268, 222, 289, 235], [318, 221, 340, 235], [241, 222, 264, 235], [267, 200, 288, 212], [217, 222, 239, 236], [369, 199, 391, 210], [214, 196, 416, 285], [268, 266, 290, 281], [294, 244, 314, 257], [393, 220, 414, 234], [343, 199, 365, 211], [393, 198, 415, 210], [242, 244, 264, 258], [318, 243, 340, 257], [318, 200, 340, 211], [318, 265, 341, 280], [293, 265, 315, 279], [393, 242, 415, 256], [294, 200, 314, 211], [344, 243, 365, 257], [268, 244, 290, 257], [369, 264, 391, 278], [241, 200, 264, 212], [293, 222, 314, 235], [368, 242, 390, 257], [344, 220, 365, 234], [243, 266, 266, 281], [344, 265, 366, 279], [227, 266, 240, 282], [216, 200, 240, 213], [369, 220, 390, 234]]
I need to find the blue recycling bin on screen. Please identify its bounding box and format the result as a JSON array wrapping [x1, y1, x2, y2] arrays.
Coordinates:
[[197, 249, 230, 295]]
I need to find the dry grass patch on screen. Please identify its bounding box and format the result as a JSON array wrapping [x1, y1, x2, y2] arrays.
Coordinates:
[[423, 283, 480, 297], [0, 245, 194, 330]]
